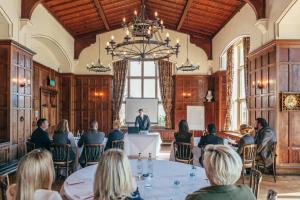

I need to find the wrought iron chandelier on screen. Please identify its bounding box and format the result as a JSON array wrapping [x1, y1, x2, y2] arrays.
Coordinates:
[[105, 0, 180, 61], [87, 36, 111, 73], [177, 34, 200, 72]]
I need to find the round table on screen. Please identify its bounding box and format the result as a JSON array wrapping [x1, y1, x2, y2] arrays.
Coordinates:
[[63, 160, 210, 200]]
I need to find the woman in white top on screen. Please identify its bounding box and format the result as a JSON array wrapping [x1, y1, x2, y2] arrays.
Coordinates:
[[6, 149, 62, 200]]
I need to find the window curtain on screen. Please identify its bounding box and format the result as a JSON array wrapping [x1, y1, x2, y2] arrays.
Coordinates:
[[243, 37, 250, 108], [224, 46, 234, 131], [158, 60, 174, 129], [112, 60, 128, 121]]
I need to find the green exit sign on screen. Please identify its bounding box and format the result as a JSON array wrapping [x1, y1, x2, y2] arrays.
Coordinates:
[[48, 79, 55, 87]]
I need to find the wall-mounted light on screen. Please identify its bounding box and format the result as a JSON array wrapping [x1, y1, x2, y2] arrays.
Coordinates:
[[15, 78, 30, 87], [252, 80, 268, 90], [94, 92, 104, 97], [182, 92, 191, 98]]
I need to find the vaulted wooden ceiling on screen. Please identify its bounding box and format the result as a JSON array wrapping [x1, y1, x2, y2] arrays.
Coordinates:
[[22, 0, 266, 59]]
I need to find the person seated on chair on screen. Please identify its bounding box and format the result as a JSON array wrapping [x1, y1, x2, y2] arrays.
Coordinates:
[[94, 149, 143, 200], [254, 118, 276, 168], [198, 123, 223, 166], [185, 145, 256, 200], [105, 120, 124, 151], [78, 120, 105, 167], [30, 118, 51, 150], [174, 120, 194, 146], [6, 149, 62, 200], [135, 108, 150, 131], [198, 123, 223, 149], [53, 119, 76, 161], [236, 124, 255, 155]]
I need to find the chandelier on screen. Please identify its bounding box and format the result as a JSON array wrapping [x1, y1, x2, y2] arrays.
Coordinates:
[[87, 36, 111, 72], [177, 34, 200, 72], [105, 0, 180, 61]]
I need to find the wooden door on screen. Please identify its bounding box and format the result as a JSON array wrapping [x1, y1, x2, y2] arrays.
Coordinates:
[[41, 89, 58, 137]]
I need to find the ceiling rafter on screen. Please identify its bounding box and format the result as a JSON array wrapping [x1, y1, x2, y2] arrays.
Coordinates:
[[243, 0, 266, 19], [93, 0, 110, 30], [177, 0, 193, 31]]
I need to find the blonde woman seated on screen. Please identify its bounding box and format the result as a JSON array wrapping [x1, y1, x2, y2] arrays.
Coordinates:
[[94, 149, 143, 200], [236, 124, 255, 155], [53, 119, 76, 161], [6, 149, 62, 200], [186, 145, 256, 200]]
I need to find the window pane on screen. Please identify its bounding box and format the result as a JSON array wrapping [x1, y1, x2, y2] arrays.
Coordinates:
[[221, 52, 227, 70], [239, 45, 244, 66], [143, 79, 156, 98], [231, 101, 238, 130], [233, 47, 238, 69], [129, 79, 141, 97], [120, 103, 126, 125], [240, 101, 247, 125], [130, 61, 141, 76], [158, 103, 166, 126], [239, 68, 246, 99], [144, 61, 156, 77], [157, 81, 162, 101]]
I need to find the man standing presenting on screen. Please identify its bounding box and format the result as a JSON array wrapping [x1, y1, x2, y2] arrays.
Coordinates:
[[135, 108, 151, 131]]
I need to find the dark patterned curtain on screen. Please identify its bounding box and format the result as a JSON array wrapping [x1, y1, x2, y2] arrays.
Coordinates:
[[112, 60, 128, 121], [243, 37, 250, 109], [224, 46, 234, 131], [158, 60, 174, 129]]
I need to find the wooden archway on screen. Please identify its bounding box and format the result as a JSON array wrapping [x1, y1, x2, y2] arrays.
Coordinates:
[[244, 0, 266, 19], [21, 0, 42, 19]]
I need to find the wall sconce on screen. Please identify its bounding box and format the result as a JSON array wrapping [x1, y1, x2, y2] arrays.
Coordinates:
[[182, 92, 191, 98], [252, 80, 267, 90], [94, 92, 104, 97], [17, 78, 30, 87]]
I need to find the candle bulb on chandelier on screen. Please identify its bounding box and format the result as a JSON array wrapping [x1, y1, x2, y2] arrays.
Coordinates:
[[176, 39, 179, 44], [126, 30, 129, 36], [123, 17, 126, 23], [154, 11, 158, 17], [160, 20, 163, 25], [134, 10, 137, 15], [111, 36, 114, 41], [166, 33, 169, 38], [106, 42, 109, 47]]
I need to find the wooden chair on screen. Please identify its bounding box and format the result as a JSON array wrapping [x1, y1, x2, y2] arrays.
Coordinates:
[[26, 140, 35, 153], [84, 144, 105, 166], [256, 142, 277, 182], [241, 144, 257, 183], [0, 175, 9, 200], [112, 140, 124, 150], [249, 169, 262, 199], [173, 142, 193, 164], [50, 144, 73, 178]]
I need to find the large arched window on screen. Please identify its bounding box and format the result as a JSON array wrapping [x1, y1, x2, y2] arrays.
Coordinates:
[[119, 61, 166, 126], [221, 38, 248, 130]]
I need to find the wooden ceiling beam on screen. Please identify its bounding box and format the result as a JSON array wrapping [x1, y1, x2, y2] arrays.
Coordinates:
[[74, 34, 97, 59], [93, 0, 110, 30], [177, 0, 193, 31], [21, 0, 42, 19], [190, 35, 212, 59], [243, 0, 266, 19]]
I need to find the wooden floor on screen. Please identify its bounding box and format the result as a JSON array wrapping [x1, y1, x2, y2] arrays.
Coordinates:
[[10, 145, 300, 200]]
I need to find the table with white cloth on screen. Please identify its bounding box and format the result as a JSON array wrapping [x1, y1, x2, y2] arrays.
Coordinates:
[[169, 137, 202, 167], [124, 132, 162, 158], [63, 160, 210, 200]]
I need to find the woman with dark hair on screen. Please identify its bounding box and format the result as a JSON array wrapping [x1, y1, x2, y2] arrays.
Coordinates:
[[174, 120, 194, 146]]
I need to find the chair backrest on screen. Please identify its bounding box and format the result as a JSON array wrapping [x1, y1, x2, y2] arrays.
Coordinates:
[[173, 142, 192, 162], [249, 169, 262, 199], [26, 140, 35, 153], [0, 175, 9, 200], [242, 144, 257, 167], [84, 144, 104, 164], [112, 140, 124, 150], [267, 189, 278, 200], [50, 144, 70, 163], [271, 142, 277, 156]]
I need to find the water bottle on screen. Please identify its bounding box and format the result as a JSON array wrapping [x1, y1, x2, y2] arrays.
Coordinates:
[[189, 165, 197, 179], [147, 153, 153, 177], [137, 153, 143, 179], [77, 130, 80, 138]]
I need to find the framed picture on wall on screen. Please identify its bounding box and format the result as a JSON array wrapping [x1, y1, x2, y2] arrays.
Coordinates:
[[281, 92, 300, 111]]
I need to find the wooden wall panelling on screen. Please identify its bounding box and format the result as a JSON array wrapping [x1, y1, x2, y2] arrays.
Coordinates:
[[61, 74, 75, 132], [74, 75, 112, 135], [173, 75, 208, 136], [32, 62, 61, 136], [248, 40, 300, 173]]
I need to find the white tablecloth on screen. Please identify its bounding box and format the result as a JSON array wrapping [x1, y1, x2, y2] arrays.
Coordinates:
[[124, 133, 162, 158], [169, 137, 202, 167], [63, 160, 210, 200]]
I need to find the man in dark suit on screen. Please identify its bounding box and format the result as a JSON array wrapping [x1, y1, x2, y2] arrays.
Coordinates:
[[30, 118, 51, 150], [78, 120, 105, 166], [135, 108, 151, 131], [255, 118, 276, 167], [236, 124, 255, 155], [198, 123, 223, 166], [198, 123, 224, 149]]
